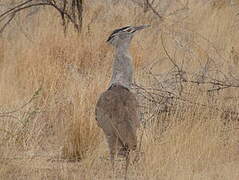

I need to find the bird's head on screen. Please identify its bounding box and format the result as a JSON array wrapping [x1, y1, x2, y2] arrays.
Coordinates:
[[106, 25, 150, 48]]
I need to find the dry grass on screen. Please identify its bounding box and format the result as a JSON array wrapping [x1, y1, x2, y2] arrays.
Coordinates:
[[0, 0, 239, 179]]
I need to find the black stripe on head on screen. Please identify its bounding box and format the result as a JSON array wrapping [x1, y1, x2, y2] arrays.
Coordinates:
[[106, 26, 131, 42]]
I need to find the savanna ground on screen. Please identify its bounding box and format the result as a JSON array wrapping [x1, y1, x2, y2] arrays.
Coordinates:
[[0, 0, 239, 179]]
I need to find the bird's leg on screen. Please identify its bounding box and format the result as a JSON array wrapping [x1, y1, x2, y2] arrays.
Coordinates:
[[109, 135, 119, 178], [110, 152, 115, 176], [132, 127, 144, 164], [124, 150, 130, 180]]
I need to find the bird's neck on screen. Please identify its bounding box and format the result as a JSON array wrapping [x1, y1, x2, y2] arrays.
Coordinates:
[[109, 45, 133, 89]]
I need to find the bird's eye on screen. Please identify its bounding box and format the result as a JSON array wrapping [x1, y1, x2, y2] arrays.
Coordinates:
[[126, 29, 132, 32]]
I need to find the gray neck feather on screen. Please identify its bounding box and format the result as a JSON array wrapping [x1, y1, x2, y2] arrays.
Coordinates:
[[109, 42, 133, 89]]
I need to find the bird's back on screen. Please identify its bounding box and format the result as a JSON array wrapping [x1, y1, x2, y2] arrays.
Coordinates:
[[95, 84, 140, 150]]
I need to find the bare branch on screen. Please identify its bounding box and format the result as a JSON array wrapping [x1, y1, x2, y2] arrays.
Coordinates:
[[0, 0, 84, 34], [145, 0, 163, 19], [0, 0, 33, 19], [0, 13, 15, 34]]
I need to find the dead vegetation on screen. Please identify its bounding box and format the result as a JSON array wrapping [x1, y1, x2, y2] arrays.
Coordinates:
[[0, 0, 239, 179]]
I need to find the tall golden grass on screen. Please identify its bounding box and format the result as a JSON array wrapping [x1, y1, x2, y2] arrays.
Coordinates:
[[0, 0, 239, 179]]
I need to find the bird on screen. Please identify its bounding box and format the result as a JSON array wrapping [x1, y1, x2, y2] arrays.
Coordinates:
[[95, 25, 149, 177]]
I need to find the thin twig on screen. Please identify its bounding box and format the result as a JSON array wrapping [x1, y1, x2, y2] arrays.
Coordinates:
[[0, 87, 41, 115]]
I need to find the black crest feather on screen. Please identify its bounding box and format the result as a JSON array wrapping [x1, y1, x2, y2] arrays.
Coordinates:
[[106, 26, 131, 42]]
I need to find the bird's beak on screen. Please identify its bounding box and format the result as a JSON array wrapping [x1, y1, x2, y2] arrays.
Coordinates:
[[134, 25, 150, 31]]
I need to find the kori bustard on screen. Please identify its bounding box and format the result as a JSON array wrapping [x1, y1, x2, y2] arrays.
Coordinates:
[[95, 25, 149, 168]]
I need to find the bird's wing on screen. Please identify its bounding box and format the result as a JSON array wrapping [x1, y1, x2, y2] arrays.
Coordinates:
[[124, 91, 140, 129], [95, 86, 140, 149]]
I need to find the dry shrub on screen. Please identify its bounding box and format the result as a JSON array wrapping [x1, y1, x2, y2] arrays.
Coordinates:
[[61, 80, 102, 160], [137, 97, 238, 179]]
